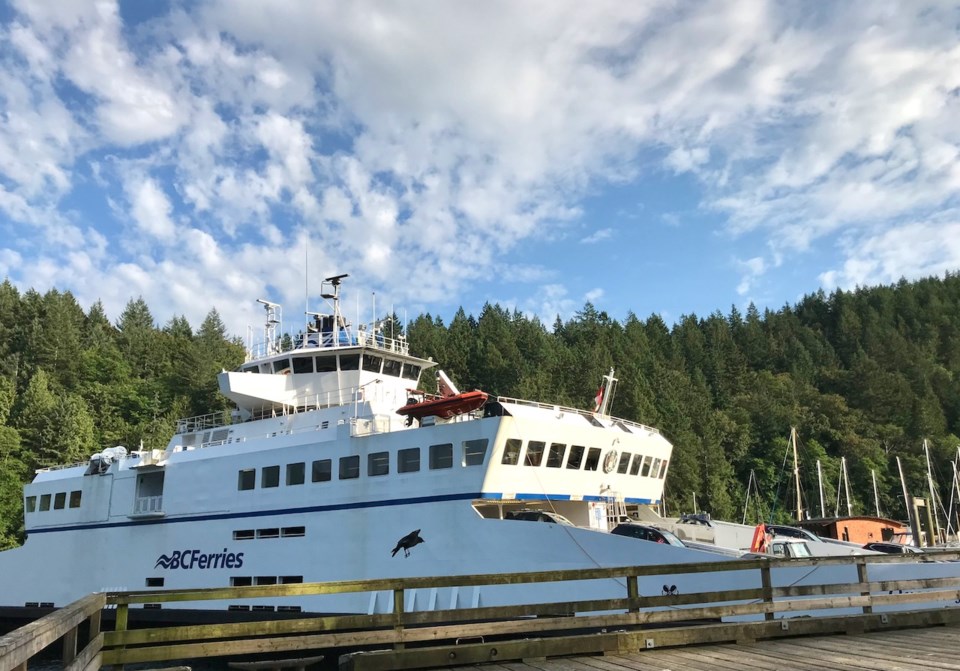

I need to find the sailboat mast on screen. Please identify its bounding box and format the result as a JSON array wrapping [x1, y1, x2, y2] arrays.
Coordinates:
[[842, 456, 852, 517], [816, 460, 826, 518], [924, 439, 942, 544], [872, 469, 881, 518], [897, 456, 916, 547], [791, 427, 802, 521]]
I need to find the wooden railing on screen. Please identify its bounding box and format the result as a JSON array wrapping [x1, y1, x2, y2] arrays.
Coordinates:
[[3, 552, 960, 671], [0, 593, 105, 671]]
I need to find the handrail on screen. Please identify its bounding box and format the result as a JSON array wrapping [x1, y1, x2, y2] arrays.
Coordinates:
[[0, 592, 105, 671], [495, 396, 661, 435]]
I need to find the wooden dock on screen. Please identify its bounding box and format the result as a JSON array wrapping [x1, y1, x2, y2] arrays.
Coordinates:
[[449, 625, 960, 670]]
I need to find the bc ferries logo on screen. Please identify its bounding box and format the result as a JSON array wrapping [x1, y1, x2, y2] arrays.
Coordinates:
[[155, 548, 244, 570]]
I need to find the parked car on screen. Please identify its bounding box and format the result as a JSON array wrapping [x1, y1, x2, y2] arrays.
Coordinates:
[[611, 523, 686, 547], [863, 542, 923, 554], [504, 509, 574, 525]]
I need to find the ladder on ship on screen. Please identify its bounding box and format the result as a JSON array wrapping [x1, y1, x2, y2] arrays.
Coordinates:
[[603, 490, 627, 530]]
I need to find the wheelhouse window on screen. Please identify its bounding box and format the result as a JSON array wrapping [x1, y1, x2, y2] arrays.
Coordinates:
[[25, 496, 36, 513], [315, 355, 337, 372], [272, 358, 291, 374], [54, 492, 66, 510], [658, 459, 669, 479], [286, 462, 305, 486], [382, 358, 402, 377], [584, 448, 601, 472], [501, 438, 521, 465], [398, 448, 420, 473], [241, 364, 259, 373], [566, 445, 585, 470], [640, 456, 652, 477], [617, 452, 632, 474], [649, 458, 662, 478], [312, 459, 331, 482], [401, 363, 421, 381], [39, 494, 51, 511], [292, 357, 314, 374], [339, 455, 360, 479], [546, 443, 566, 468], [524, 441, 546, 467], [630, 454, 644, 475], [463, 439, 488, 466], [429, 443, 453, 469], [368, 451, 390, 476], [339, 354, 360, 371], [361, 354, 383, 373], [238, 469, 256, 490], [262, 465, 280, 488], [69, 490, 82, 508]]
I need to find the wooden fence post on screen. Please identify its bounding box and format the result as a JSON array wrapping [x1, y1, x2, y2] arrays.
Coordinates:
[[857, 559, 873, 614], [61, 626, 78, 667], [627, 575, 639, 614], [760, 564, 774, 621], [393, 589, 405, 651]]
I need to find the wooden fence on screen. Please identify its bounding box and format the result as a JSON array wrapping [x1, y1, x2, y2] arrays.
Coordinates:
[[3, 552, 960, 671]]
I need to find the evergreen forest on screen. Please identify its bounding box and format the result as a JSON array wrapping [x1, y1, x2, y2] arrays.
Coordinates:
[[1, 273, 959, 550]]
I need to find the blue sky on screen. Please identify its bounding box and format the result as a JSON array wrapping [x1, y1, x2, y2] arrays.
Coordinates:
[[1, 1, 958, 338]]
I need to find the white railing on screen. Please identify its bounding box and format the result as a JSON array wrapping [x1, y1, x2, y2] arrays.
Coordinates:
[[133, 495, 163, 515], [494, 396, 661, 435], [246, 327, 410, 362]]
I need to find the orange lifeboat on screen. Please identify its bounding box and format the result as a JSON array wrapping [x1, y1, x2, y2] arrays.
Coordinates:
[[396, 390, 489, 420]]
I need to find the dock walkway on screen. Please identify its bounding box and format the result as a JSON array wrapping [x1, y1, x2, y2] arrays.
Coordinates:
[[448, 625, 960, 671]]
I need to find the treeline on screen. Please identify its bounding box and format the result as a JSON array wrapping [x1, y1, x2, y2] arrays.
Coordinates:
[[1, 274, 959, 550]]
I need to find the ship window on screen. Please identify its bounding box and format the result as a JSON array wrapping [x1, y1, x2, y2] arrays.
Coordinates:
[[339, 354, 360, 371], [339, 455, 360, 479], [383, 358, 402, 377], [630, 454, 644, 475], [273, 358, 291, 374], [463, 439, 488, 466], [658, 459, 669, 479], [567, 445, 585, 470], [640, 456, 652, 477], [280, 576, 304, 584], [25, 496, 36, 512], [231, 577, 253, 587], [398, 448, 420, 473], [255, 576, 278, 585], [315, 355, 337, 373], [546, 443, 566, 468], [242, 364, 259, 374], [362, 354, 383, 373], [617, 452, 632, 474], [238, 469, 256, 490], [429, 443, 453, 470], [312, 459, 332, 482], [281, 526, 305, 537], [257, 528, 280, 539], [40, 494, 51, 511], [584, 448, 601, 472], [262, 465, 280, 488], [649, 458, 662, 478], [292, 356, 314, 374], [401, 363, 421, 381], [146, 578, 164, 587], [368, 451, 390, 476], [524, 441, 546, 467], [234, 530, 255, 540], [286, 462, 305, 486], [54, 492, 66, 510], [502, 439, 521, 465]]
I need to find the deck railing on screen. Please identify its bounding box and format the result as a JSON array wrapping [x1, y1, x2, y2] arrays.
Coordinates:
[[4, 552, 960, 671]]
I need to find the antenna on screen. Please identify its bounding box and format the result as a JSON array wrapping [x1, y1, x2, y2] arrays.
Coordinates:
[[256, 299, 281, 355]]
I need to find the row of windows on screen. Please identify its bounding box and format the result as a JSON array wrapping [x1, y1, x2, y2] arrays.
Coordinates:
[[231, 575, 304, 586], [25, 490, 82, 513], [501, 439, 669, 479], [243, 352, 421, 381], [237, 439, 490, 490], [233, 526, 305, 540]]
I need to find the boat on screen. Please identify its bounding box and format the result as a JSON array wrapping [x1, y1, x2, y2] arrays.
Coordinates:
[[396, 371, 489, 421], [1, 274, 958, 626]]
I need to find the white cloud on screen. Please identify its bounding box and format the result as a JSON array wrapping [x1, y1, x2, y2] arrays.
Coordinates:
[[126, 176, 177, 243], [581, 228, 613, 244]]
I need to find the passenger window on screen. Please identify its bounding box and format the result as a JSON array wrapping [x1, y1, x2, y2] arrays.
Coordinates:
[[54, 492, 66, 510], [429, 443, 453, 469], [649, 458, 662, 478], [25, 496, 36, 513], [584, 448, 601, 471], [286, 463, 305, 486], [659, 459, 669, 479], [630, 454, 644, 475], [262, 465, 280, 488], [361, 354, 383, 373], [546, 443, 566, 468], [231, 577, 253, 587], [463, 439, 488, 466], [382, 359, 402, 377], [312, 459, 331, 482], [272, 358, 291, 374], [368, 451, 389, 476], [281, 526, 305, 537], [617, 452, 632, 474], [238, 469, 256, 490], [69, 490, 82, 508], [398, 448, 420, 473], [146, 577, 165, 587], [339, 456, 360, 479], [292, 357, 314, 374], [339, 354, 360, 371], [315, 355, 337, 373], [501, 439, 521, 465], [40, 494, 51, 511], [257, 528, 280, 539], [567, 445, 585, 469], [401, 363, 421, 381], [233, 530, 255, 540], [640, 456, 652, 477], [524, 441, 546, 467]]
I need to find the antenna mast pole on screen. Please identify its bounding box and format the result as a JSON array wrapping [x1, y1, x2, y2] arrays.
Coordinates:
[[842, 456, 853, 517], [925, 439, 942, 544], [816, 460, 826, 518], [872, 469, 881, 517], [791, 427, 802, 521]]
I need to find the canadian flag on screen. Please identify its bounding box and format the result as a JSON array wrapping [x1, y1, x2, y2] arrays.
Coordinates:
[[593, 386, 604, 412]]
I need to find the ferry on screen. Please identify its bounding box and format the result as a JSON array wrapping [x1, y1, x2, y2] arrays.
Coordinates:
[[0, 274, 957, 624]]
